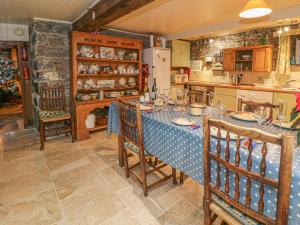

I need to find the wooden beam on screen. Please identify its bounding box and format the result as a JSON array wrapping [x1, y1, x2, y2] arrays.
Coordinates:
[[73, 0, 156, 32]]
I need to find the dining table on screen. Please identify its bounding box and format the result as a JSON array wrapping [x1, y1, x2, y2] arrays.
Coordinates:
[[107, 102, 300, 225]]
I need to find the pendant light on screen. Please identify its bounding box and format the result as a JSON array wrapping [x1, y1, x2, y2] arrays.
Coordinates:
[[239, 0, 272, 18]]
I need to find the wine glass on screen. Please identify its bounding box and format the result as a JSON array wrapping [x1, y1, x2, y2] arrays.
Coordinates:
[[277, 99, 287, 133], [254, 107, 264, 126], [218, 103, 226, 118]]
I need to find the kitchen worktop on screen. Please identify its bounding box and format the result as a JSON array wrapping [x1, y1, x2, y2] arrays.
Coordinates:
[[185, 81, 299, 94]]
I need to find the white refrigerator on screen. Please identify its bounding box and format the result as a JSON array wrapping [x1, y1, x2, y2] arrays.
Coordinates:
[[143, 47, 171, 93]]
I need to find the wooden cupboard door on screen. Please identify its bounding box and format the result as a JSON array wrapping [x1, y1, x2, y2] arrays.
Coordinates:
[[252, 47, 272, 72], [223, 50, 236, 71], [181, 41, 190, 67]]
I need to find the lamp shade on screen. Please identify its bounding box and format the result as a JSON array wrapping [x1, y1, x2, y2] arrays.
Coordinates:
[[239, 0, 272, 18]]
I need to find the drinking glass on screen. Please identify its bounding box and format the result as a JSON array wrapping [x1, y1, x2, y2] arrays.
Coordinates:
[[277, 99, 287, 133], [218, 103, 226, 118], [254, 107, 264, 126]]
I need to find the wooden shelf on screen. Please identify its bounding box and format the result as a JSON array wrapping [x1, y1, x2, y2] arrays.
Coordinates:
[[236, 60, 252, 62], [77, 73, 139, 78], [88, 125, 107, 132], [77, 86, 138, 93], [77, 57, 139, 63]]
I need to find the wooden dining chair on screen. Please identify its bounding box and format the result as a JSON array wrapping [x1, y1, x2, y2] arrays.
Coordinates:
[[39, 83, 74, 150], [237, 98, 279, 121], [119, 99, 180, 197], [203, 115, 294, 225]]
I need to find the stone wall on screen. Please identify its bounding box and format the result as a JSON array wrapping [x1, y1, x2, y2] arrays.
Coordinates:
[[29, 19, 72, 126]]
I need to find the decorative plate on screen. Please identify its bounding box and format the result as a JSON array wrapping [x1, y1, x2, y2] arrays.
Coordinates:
[[230, 112, 256, 122], [119, 78, 126, 86], [79, 45, 94, 58], [172, 117, 195, 126], [100, 47, 115, 59]]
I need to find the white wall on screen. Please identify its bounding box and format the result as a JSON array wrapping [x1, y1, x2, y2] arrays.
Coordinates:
[[0, 23, 29, 41]]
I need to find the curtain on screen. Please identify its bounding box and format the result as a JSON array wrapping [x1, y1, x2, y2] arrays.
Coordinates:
[[276, 35, 291, 75]]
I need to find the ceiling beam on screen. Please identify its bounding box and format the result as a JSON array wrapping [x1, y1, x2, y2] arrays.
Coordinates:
[[73, 0, 156, 32]]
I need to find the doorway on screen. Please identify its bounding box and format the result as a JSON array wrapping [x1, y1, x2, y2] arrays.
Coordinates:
[[0, 41, 33, 133]]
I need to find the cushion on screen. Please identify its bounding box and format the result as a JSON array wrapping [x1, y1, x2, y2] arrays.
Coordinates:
[[39, 110, 69, 120], [212, 194, 261, 225], [123, 141, 150, 156]]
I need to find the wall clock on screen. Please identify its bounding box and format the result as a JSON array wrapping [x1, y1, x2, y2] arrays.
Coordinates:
[[14, 27, 24, 36]]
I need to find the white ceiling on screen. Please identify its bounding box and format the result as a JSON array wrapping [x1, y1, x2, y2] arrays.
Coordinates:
[[107, 0, 300, 40], [0, 0, 98, 24]]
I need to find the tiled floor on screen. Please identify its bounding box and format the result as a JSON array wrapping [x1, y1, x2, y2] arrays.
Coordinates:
[[0, 128, 220, 225]]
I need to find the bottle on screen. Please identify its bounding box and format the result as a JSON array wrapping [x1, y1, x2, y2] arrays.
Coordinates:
[[143, 77, 150, 103], [151, 78, 157, 100]]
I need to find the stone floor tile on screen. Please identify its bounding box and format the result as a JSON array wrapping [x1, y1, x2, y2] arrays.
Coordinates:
[[100, 166, 131, 191], [61, 182, 125, 225], [2, 144, 42, 162], [101, 209, 141, 225], [84, 152, 110, 171], [0, 154, 47, 182], [116, 187, 162, 225], [45, 150, 89, 175], [157, 199, 204, 225], [0, 168, 52, 207], [52, 163, 102, 200], [0, 189, 62, 225], [175, 178, 204, 209], [43, 141, 79, 158]]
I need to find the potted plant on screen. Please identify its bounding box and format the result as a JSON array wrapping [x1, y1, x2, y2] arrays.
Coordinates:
[[94, 107, 108, 126]]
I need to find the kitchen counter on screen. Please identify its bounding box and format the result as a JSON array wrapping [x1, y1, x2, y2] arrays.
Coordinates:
[[185, 81, 299, 94]]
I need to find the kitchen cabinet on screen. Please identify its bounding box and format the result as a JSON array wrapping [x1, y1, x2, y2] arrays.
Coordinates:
[[223, 50, 236, 71], [273, 93, 296, 121], [213, 87, 237, 111], [171, 40, 190, 67], [252, 47, 272, 72], [222, 45, 272, 72]]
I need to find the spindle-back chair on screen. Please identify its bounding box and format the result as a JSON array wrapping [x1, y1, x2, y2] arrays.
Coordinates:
[[119, 99, 179, 197], [39, 83, 74, 150], [203, 115, 294, 225]]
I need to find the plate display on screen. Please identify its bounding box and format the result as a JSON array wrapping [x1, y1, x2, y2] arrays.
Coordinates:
[[140, 104, 155, 111], [79, 45, 94, 58], [230, 112, 256, 122], [172, 117, 195, 126], [271, 120, 292, 129]]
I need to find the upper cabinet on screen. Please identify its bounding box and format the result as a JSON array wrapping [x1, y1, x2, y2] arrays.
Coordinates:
[[223, 50, 236, 71], [223, 45, 272, 72], [252, 47, 272, 72], [170, 40, 190, 67]]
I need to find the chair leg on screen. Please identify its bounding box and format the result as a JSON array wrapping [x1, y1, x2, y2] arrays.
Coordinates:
[[180, 171, 184, 184], [140, 155, 148, 197], [203, 196, 212, 225], [122, 148, 129, 178], [118, 136, 124, 167], [172, 168, 177, 185], [71, 118, 75, 143], [154, 157, 158, 166], [39, 120, 45, 151]]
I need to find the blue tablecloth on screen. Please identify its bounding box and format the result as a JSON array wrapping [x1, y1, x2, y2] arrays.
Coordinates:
[[108, 103, 300, 224]]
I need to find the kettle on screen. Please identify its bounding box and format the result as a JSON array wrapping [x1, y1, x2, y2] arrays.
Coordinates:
[[232, 73, 243, 85]]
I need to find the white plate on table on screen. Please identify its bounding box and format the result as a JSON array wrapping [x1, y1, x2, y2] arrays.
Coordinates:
[[172, 117, 195, 126], [230, 112, 256, 122], [210, 127, 244, 140], [140, 104, 155, 111], [271, 120, 292, 129]]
